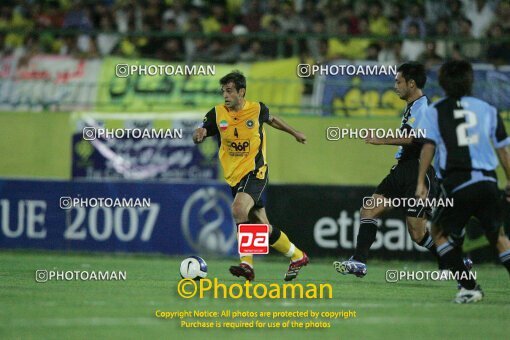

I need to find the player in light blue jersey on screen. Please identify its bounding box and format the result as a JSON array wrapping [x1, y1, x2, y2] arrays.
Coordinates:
[[334, 62, 440, 277], [416, 60, 510, 304]]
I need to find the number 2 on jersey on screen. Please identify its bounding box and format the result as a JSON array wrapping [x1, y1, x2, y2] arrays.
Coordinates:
[[454, 110, 479, 146]]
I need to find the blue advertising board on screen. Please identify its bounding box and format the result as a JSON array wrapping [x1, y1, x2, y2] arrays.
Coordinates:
[[70, 113, 219, 181], [0, 180, 237, 256]]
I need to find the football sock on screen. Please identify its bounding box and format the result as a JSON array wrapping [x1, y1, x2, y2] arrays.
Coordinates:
[[353, 218, 378, 263], [437, 242, 476, 289], [417, 231, 443, 268], [269, 226, 304, 261], [240, 255, 253, 268], [418, 230, 436, 251], [237, 222, 253, 268], [499, 249, 510, 275]]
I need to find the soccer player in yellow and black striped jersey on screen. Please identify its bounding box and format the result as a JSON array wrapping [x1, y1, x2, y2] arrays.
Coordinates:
[[193, 71, 308, 281]]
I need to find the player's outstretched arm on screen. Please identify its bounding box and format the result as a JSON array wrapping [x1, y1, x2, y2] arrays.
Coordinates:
[[267, 115, 306, 144], [496, 146, 510, 201], [415, 142, 435, 199], [365, 136, 413, 146], [193, 127, 207, 144], [365, 126, 414, 146]]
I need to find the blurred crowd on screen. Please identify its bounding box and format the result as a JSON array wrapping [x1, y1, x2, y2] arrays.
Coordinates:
[[1, 0, 509, 66]]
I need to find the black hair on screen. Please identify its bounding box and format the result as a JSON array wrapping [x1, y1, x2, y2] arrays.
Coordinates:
[[312, 15, 325, 24], [338, 19, 351, 27], [408, 22, 420, 30], [397, 62, 427, 89], [368, 42, 381, 51], [372, 1, 383, 10], [438, 60, 473, 98], [220, 70, 246, 94], [461, 17, 473, 27]]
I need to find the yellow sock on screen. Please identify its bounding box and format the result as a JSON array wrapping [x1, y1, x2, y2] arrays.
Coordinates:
[[240, 254, 253, 267], [271, 230, 304, 261], [237, 221, 253, 267]]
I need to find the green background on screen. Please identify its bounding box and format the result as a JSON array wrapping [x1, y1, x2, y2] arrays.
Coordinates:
[[0, 111, 508, 186], [2, 252, 509, 339]]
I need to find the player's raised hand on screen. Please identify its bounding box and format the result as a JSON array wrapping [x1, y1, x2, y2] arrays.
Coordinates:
[[294, 131, 307, 144], [365, 136, 384, 144], [193, 127, 207, 144], [415, 181, 427, 200], [365, 130, 384, 145]]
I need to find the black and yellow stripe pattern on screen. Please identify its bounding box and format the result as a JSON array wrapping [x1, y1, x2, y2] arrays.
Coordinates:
[[214, 100, 269, 186]]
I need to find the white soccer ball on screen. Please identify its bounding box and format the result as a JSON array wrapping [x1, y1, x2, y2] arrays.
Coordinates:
[[179, 256, 208, 280]]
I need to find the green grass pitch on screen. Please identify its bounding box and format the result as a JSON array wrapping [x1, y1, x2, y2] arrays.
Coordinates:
[[1, 250, 509, 339]]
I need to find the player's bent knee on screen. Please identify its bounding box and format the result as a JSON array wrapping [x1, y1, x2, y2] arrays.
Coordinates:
[[406, 220, 426, 242], [231, 202, 250, 222], [408, 229, 424, 243], [496, 234, 510, 251], [248, 207, 270, 225], [430, 224, 446, 242]]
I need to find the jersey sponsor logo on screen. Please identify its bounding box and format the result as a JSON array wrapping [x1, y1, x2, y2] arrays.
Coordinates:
[[238, 224, 269, 254], [219, 120, 228, 131], [226, 139, 250, 156], [246, 119, 254, 129]]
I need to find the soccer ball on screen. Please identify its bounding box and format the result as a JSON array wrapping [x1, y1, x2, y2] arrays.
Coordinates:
[[179, 256, 207, 280]]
